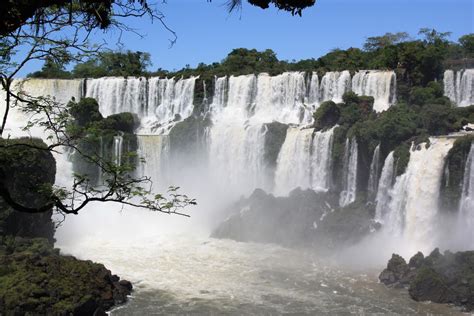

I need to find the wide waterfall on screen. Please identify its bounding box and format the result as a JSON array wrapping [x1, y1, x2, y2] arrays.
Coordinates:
[[377, 138, 455, 251], [367, 144, 381, 201], [339, 138, 358, 207], [444, 69, 474, 107], [86, 76, 196, 135], [318, 71, 352, 104], [352, 71, 397, 112], [0, 78, 83, 136]]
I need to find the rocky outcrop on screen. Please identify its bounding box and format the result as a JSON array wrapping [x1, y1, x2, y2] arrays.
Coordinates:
[[0, 138, 56, 242], [380, 249, 474, 311], [0, 237, 132, 315], [0, 137, 133, 315], [211, 188, 376, 249]]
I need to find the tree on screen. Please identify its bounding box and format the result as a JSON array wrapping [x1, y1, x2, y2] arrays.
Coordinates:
[[459, 34, 474, 57], [363, 32, 410, 52], [0, 1, 194, 217], [72, 51, 151, 78], [28, 56, 72, 79]]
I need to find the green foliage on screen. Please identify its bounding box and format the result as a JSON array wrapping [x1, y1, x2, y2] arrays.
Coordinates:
[[68, 97, 103, 127], [363, 32, 410, 52], [313, 101, 340, 130], [28, 56, 71, 79], [459, 34, 474, 57], [76, 50, 151, 77]]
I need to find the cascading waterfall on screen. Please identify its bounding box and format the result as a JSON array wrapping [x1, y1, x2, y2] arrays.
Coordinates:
[[380, 138, 455, 251], [374, 151, 395, 223], [367, 144, 381, 201], [339, 138, 358, 207], [86, 76, 196, 135], [143, 77, 196, 134], [319, 71, 351, 104], [443, 69, 474, 107], [253, 72, 310, 124], [310, 126, 336, 192], [459, 142, 474, 241], [352, 70, 396, 112], [86, 77, 147, 117], [274, 128, 314, 194]]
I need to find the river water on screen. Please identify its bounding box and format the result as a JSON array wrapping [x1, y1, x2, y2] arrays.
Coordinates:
[[56, 210, 463, 316]]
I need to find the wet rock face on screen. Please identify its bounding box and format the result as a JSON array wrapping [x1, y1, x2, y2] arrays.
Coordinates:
[[211, 188, 374, 250], [380, 249, 474, 312]]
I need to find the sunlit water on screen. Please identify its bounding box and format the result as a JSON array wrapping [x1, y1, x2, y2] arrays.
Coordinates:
[[56, 208, 463, 316]]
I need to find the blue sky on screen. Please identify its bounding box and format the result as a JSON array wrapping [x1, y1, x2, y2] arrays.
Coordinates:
[[19, 0, 474, 76]]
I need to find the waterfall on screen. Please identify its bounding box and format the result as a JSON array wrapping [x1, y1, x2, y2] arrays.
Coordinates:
[[310, 126, 336, 192], [459, 142, 474, 239], [382, 138, 455, 250], [374, 151, 395, 223], [113, 135, 124, 166], [319, 71, 351, 104], [444, 69, 474, 107], [274, 128, 314, 194], [210, 76, 228, 115], [137, 135, 170, 187], [253, 72, 310, 124], [367, 144, 381, 201], [144, 77, 196, 134], [86, 77, 147, 117], [0, 79, 84, 137], [352, 70, 396, 112], [307, 72, 320, 107], [339, 138, 358, 207], [86, 76, 196, 135]]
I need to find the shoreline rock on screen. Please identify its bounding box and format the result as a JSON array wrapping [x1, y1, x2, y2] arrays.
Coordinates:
[[0, 237, 132, 315], [379, 248, 474, 312]]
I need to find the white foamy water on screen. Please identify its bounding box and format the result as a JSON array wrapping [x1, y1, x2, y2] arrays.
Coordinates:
[[444, 69, 474, 107]]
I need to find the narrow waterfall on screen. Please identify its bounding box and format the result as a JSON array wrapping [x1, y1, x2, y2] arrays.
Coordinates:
[[310, 126, 336, 192], [274, 128, 314, 194], [339, 138, 358, 207], [253, 72, 309, 124], [86, 77, 147, 117], [113, 135, 124, 166], [352, 71, 396, 112], [319, 71, 351, 104], [137, 135, 170, 188], [443, 69, 474, 107], [307, 72, 320, 107], [374, 151, 395, 223], [210, 76, 228, 115], [383, 138, 455, 250], [367, 144, 381, 201], [459, 142, 474, 240]]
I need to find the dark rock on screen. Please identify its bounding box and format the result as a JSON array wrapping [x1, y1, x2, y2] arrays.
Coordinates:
[[408, 251, 424, 268], [212, 188, 373, 250], [380, 249, 474, 312]]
